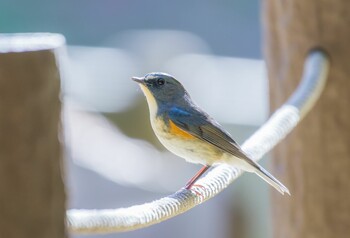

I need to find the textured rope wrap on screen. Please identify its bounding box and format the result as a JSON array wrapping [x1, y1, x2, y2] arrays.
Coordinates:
[[67, 50, 329, 234]]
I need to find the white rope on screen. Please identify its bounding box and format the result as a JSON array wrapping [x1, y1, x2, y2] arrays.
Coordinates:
[[67, 50, 329, 234]]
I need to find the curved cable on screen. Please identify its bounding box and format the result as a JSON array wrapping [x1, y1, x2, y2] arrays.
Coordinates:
[[67, 50, 329, 234]]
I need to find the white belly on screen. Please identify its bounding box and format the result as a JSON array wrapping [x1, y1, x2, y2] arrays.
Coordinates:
[[151, 117, 222, 165]]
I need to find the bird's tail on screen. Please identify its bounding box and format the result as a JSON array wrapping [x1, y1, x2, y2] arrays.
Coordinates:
[[253, 164, 290, 195]]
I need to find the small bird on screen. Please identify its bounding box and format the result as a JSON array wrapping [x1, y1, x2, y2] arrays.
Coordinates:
[[132, 72, 290, 195]]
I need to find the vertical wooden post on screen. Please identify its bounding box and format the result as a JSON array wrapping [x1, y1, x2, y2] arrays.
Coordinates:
[[263, 1, 350, 238], [0, 34, 66, 238]]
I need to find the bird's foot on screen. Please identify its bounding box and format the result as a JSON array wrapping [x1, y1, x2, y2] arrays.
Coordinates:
[[185, 184, 206, 197]]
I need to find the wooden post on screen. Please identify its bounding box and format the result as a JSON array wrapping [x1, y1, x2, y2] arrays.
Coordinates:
[[263, 1, 350, 238], [0, 34, 66, 238]]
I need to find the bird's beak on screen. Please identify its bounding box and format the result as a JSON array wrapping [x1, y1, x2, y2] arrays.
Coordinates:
[[131, 76, 145, 84]]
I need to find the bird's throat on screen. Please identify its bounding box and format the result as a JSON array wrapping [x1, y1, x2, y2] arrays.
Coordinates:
[[139, 84, 158, 117]]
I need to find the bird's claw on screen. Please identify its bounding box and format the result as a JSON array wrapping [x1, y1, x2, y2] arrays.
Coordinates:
[[186, 184, 206, 197]]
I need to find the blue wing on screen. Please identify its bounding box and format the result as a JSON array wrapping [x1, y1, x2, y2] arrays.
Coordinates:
[[168, 106, 251, 161]]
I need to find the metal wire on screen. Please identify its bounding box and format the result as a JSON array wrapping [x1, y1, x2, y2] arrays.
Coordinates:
[[67, 50, 329, 234]]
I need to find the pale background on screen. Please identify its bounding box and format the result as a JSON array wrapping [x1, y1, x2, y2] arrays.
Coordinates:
[[1, 1, 275, 238]]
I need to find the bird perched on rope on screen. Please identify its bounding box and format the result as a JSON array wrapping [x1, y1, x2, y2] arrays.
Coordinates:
[[132, 72, 290, 195]]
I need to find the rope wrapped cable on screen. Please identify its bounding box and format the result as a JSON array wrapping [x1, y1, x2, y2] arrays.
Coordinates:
[[67, 50, 329, 234]]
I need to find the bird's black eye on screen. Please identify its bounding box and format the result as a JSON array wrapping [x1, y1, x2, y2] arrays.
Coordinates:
[[157, 78, 165, 86]]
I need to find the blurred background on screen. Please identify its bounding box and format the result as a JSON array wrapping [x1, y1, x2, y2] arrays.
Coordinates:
[[1, 1, 274, 238]]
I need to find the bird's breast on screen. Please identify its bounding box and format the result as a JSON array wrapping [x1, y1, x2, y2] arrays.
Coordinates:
[[151, 116, 222, 165], [151, 116, 195, 142]]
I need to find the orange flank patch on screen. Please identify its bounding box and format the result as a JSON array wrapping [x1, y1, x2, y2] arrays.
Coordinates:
[[169, 120, 195, 139]]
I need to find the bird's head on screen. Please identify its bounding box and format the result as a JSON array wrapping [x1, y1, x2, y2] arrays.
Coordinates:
[[132, 72, 187, 104]]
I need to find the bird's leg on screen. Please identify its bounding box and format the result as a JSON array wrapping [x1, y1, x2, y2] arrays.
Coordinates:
[[185, 165, 211, 189]]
